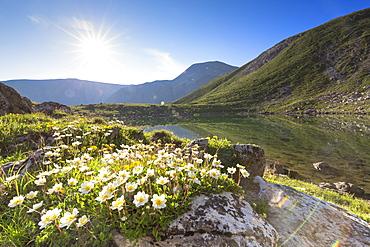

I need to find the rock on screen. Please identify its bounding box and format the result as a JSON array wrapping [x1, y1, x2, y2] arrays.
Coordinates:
[[318, 182, 336, 190], [33, 101, 73, 115], [313, 161, 331, 171], [231, 144, 266, 177], [265, 161, 299, 178], [254, 176, 370, 247], [114, 192, 279, 247], [334, 182, 365, 197], [319, 181, 365, 197], [1, 147, 51, 176], [0, 82, 33, 115], [186, 138, 209, 150]]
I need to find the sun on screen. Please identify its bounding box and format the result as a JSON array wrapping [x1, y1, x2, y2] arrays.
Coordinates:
[[57, 17, 126, 82], [77, 36, 112, 65]]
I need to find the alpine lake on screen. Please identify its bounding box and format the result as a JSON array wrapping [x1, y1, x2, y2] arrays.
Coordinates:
[[133, 114, 370, 195]]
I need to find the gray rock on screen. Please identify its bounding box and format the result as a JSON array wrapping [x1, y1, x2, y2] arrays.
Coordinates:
[[265, 161, 299, 178], [254, 176, 370, 247], [33, 101, 73, 115], [0, 82, 33, 115], [186, 138, 209, 150], [114, 192, 279, 247], [334, 182, 365, 197], [231, 144, 266, 177], [313, 161, 331, 171], [1, 147, 51, 176]]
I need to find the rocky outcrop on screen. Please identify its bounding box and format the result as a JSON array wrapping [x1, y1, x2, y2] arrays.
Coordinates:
[[113, 192, 280, 247], [231, 144, 266, 178], [265, 161, 299, 178], [254, 176, 370, 247], [319, 181, 365, 197], [0, 82, 33, 115], [33, 101, 73, 115], [1, 147, 51, 176]]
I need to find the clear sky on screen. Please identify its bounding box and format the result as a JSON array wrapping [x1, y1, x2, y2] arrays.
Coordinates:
[[1, 0, 369, 85]]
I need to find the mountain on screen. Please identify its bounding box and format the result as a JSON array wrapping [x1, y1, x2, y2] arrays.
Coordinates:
[[106, 61, 238, 104], [173, 8, 370, 114], [2, 79, 124, 106]]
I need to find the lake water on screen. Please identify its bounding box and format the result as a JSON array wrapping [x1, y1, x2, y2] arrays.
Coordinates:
[[139, 115, 370, 193]]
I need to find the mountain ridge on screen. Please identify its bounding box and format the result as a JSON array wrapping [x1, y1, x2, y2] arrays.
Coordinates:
[[2, 61, 237, 106], [173, 8, 370, 114], [106, 61, 238, 104]]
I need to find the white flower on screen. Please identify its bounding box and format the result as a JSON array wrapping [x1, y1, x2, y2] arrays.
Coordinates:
[[132, 165, 144, 175], [36, 171, 52, 178], [203, 153, 213, 160], [102, 182, 117, 194], [76, 215, 89, 227], [34, 177, 47, 186], [227, 167, 237, 174], [120, 216, 127, 221], [151, 194, 167, 209], [61, 166, 73, 173], [38, 208, 62, 229], [26, 191, 38, 199], [133, 191, 149, 207], [185, 163, 197, 172], [95, 190, 114, 203], [8, 195, 24, 207], [236, 164, 244, 169], [27, 201, 43, 213], [208, 169, 221, 179], [125, 182, 138, 193], [200, 169, 208, 177], [111, 196, 125, 210], [79, 165, 90, 172], [72, 141, 82, 147], [240, 169, 250, 178], [146, 168, 155, 177], [5, 174, 19, 182], [67, 178, 78, 186], [156, 176, 169, 185], [79, 181, 94, 194], [51, 183, 63, 193], [117, 170, 130, 182], [59, 208, 79, 229]]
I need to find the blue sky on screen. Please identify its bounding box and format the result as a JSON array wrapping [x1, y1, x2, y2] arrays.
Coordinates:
[[1, 0, 369, 85]]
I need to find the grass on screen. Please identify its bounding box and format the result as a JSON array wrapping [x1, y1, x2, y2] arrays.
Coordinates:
[[172, 8, 370, 114], [0, 113, 245, 246], [265, 174, 370, 222]]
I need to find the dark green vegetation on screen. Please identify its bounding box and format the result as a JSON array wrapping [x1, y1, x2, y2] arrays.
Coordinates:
[[173, 8, 370, 114]]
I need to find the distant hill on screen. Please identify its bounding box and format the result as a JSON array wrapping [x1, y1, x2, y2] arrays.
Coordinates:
[[2, 61, 237, 106], [106, 61, 238, 104], [2, 79, 124, 106], [173, 8, 370, 114]]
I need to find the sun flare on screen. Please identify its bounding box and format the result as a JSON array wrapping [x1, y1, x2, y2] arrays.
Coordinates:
[[58, 17, 125, 82], [79, 38, 110, 61]]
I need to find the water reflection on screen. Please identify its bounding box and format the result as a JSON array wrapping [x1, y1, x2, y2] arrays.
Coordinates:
[[140, 125, 200, 140], [139, 115, 370, 193]]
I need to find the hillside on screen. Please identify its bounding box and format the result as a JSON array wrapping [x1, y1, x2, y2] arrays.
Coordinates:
[[106, 61, 238, 104], [2, 79, 124, 106], [173, 8, 370, 114]]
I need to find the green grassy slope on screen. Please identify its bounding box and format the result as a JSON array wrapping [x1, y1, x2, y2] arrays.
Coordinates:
[[173, 8, 370, 114]]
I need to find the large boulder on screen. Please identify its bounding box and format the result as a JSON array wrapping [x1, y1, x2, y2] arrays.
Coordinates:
[[33, 101, 73, 115], [113, 192, 280, 247], [254, 176, 370, 247], [231, 144, 266, 178], [0, 82, 33, 115]]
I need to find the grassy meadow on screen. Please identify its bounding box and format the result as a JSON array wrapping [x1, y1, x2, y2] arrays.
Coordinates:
[[1, 112, 370, 246]]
